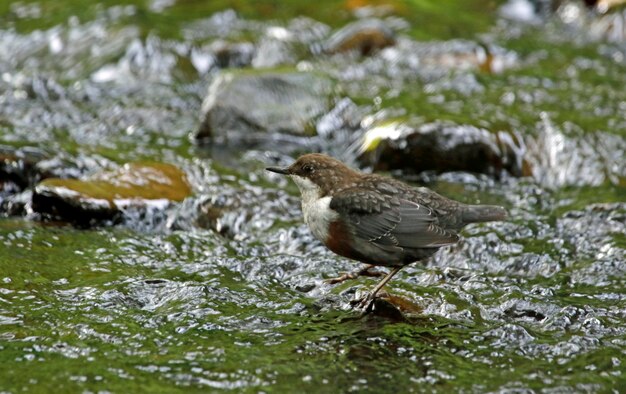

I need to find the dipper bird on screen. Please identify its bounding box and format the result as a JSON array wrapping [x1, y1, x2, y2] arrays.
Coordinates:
[[266, 153, 506, 312]]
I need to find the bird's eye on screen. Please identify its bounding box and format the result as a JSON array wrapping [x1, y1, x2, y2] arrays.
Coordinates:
[[302, 164, 314, 173]]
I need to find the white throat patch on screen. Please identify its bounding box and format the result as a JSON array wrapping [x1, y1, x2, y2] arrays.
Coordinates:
[[290, 175, 338, 242]]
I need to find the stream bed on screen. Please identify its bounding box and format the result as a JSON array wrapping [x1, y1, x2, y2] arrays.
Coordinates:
[[1, 0, 625, 392]]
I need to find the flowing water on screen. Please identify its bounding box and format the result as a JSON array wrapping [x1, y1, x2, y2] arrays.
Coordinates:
[[1, 0, 625, 392]]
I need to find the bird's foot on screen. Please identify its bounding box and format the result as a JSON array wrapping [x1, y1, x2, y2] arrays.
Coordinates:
[[325, 265, 385, 285], [350, 291, 378, 315]]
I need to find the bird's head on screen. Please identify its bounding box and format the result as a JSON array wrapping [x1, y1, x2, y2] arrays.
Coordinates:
[[266, 153, 358, 197]]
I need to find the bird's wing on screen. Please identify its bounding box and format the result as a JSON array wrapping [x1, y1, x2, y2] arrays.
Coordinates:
[[329, 188, 459, 252]]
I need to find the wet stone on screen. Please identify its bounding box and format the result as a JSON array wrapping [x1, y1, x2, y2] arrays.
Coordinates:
[[382, 293, 424, 315], [499, 298, 553, 323], [294, 283, 316, 293], [31, 162, 191, 225], [195, 70, 335, 146], [499, 0, 550, 23], [366, 297, 410, 322], [0, 146, 48, 191], [0, 190, 32, 217], [195, 188, 292, 239], [252, 35, 299, 68], [0, 146, 49, 216], [195, 191, 262, 239], [359, 120, 526, 178], [207, 40, 255, 69], [323, 18, 396, 56], [1, 2, 626, 392]]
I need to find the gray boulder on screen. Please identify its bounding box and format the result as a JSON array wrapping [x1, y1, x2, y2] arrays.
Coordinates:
[[196, 70, 334, 144]]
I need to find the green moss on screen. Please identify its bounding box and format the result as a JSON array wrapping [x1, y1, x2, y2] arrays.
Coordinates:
[[552, 185, 626, 216], [1, 0, 502, 41], [1, 0, 626, 392], [37, 162, 192, 203], [613, 233, 626, 249], [404, 0, 503, 40]]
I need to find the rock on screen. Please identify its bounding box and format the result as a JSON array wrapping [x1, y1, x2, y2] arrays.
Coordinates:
[[194, 186, 292, 239], [324, 19, 396, 56], [195, 70, 335, 145], [0, 146, 48, 191], [208, 40, 255, 69], [383, 293, 424, 315], [359, 119, 526, 178], [252, 36, 298, 68], [368, 296, 409, 322], [0, 147, 122, 217], [190, 41, 255, 74], [0, 146, 48, 216], [499, 0, 546, 24], [32, 162, 191, 225], [196, 193, 247, 237]]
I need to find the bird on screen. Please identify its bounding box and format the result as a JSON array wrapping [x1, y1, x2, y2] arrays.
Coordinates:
[[266, 153, 507, 312]]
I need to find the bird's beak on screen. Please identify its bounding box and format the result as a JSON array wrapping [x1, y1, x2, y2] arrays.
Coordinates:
[[265, 166, 290, 175]]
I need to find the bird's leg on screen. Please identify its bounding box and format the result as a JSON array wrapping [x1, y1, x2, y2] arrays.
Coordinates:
[[356, 266, 403, 313], [325, 264, 385, 285]]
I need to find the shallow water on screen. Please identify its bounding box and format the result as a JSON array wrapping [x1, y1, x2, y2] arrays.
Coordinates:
[[1, 0, 626, 392]]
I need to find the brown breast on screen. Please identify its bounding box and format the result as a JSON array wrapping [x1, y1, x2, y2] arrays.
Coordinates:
[[324, 220, 358, 260]]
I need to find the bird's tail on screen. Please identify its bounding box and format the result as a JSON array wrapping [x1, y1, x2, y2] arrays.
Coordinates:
[[461, 204, 507, 224]]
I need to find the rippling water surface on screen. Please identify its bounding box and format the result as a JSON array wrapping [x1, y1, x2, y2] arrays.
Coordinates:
[[1, 0, 625, 392]]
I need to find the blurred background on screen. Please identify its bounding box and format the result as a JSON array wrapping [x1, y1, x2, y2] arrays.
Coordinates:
[[0, 0, 625, 392]]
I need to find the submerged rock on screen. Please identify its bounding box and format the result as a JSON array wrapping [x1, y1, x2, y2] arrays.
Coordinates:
[[208, 40, 255, 69], [0, 146, 49, 216], [359, 119, 526, 178], [323, 19, 396, 56], [0, 189, 32, 217], [499, 0, 548, 23], [252, 35, 299, 68], [190, 40, 255, 74], [0, 146, 48, 191], [0, 148, 123, 217], [195, 70, 335, 145], [196, 192, 252, 238], [195, 186, 293, 239], [32, 162, 191, 225]]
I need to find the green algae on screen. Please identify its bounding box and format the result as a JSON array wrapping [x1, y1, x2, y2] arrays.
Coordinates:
[[36, 162, 192, 205], [1, 0, 626, 393], [0, 0, 501, 41]]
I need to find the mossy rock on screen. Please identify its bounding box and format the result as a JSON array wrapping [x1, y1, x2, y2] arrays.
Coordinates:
[[32, 162, 191, 225], [324, 19, 396, 56], [359, 119, 526, 179]]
